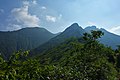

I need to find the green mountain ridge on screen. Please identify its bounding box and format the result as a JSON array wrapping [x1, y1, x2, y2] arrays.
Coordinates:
[[0, 27, 56, 59], [1, 23, 120, 59], [31, 23, 120, 56], [31, 23, 85, 55]]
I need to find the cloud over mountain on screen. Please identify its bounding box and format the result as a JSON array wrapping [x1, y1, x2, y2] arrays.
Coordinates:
[[11, 6, 40, 27], [108, 26, 120, 35], [46, 15, 56, 22], [6, 24, 21, 31], [6, 0, 40, 31]]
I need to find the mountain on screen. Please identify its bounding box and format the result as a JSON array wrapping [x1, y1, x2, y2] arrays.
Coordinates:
[[31, 23, 85, 55], [2, 23, 120, 58], [0, 33, 118, 79], [84, 26, 99, 32], [59, 23, 85, 38], [85, 26, 120, 49], [32, 24, 120, 55], [0, 27, 56, 59]]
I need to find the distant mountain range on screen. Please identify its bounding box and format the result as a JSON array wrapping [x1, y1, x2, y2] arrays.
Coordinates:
[[84, 26, 120, 49], [32, 23, 120, 55], [1, 23, 120, 59]]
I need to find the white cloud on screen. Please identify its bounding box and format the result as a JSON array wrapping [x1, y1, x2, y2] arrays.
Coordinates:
[[7, 24, 21, 31], [11, 5, 40, 27], [6, 0, 40, 31], [46, 15, 56, 22], [108, 26, 120, 35], [23, 1, 30, 6], [41, 6, 47, 10], [23, 0, 37, 6]]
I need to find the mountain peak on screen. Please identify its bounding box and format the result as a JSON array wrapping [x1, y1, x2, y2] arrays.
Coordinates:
[[60, 23, 85, 38], [84, 25, 99, 33], [66, 23, 83, 30], [85, 25, 97, 30], [71, 23, 79, 27]]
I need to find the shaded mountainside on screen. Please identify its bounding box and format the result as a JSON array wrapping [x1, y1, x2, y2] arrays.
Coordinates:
[[0, 27, 56, 59], [85, 26, 120, 49], [31, 23, 120, 55], [31, 23, 85, 55]]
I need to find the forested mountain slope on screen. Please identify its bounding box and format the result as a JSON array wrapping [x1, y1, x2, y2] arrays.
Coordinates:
[[32, 23, 120, 56], [32, 23, 85, 55], [0, 27, 56, 59]]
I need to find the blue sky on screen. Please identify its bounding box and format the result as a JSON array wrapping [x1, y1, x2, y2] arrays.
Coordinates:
[[0, 0, 120, 35]]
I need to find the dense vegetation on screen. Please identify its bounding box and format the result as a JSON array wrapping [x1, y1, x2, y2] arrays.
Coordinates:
[[0, 30, 120, 79]]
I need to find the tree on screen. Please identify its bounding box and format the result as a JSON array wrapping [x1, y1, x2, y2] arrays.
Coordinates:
[[83, 30, 104, 41]]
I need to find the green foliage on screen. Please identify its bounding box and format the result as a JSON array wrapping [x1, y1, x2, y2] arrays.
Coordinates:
[[83, 30, 104, 42], [0, 30, 119, 79]]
